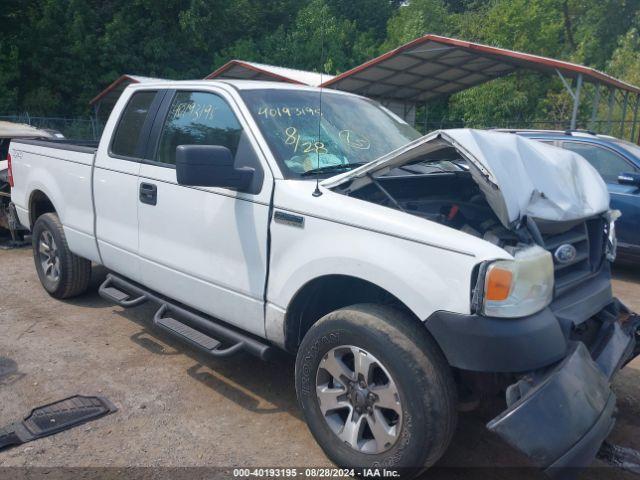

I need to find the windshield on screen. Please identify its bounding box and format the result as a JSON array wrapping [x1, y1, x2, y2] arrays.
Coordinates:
[[240, 89, 422, 178]]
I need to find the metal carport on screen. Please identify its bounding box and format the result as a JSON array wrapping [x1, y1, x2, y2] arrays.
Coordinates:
[[205, 60, 333, 86], [203, 60, 415, 123], [89, 74, 167, 119], [89, 35, 640, 142], [321, 34, 640, 140]]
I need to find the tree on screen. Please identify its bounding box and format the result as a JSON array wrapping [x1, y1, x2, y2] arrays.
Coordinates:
[[1, 0, 639, 130], [383, 0, 453, 50]]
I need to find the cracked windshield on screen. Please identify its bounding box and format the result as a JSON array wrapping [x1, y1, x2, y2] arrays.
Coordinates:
[[241, 89, 422, 178]]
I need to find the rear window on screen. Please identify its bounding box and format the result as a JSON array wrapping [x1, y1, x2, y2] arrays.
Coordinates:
[[155, 91, 243, 165], [111, 91, 157, 158]]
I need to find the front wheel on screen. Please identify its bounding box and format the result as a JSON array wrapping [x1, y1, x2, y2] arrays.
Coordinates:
[[32, 213, 91, 298], [295, 304, 457, 473]]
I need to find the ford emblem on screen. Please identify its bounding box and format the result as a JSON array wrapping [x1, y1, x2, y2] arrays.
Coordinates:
[[554, 244, 577, 264]]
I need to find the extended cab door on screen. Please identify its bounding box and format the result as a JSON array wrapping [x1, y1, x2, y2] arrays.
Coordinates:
[[137, 88, 272, 336], [94, 89, 166, 281]]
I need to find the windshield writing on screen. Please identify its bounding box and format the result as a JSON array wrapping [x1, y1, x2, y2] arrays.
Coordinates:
[[241, 89, 421, 178]]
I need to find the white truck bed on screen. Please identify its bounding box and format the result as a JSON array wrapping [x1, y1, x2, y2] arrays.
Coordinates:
[[9, 139, 99, 261]]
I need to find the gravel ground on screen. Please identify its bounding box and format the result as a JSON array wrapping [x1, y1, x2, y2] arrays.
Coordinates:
[[1, 244, 639, 479]]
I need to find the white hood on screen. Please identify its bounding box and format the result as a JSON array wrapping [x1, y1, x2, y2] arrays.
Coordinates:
[[322, 129, 609, 228]]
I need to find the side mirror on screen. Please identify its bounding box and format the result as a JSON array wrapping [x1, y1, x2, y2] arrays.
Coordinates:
[[617, 172, 640, 187], [176, 145, 254, 191]]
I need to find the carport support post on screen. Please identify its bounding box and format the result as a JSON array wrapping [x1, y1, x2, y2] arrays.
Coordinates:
[[620, 91, 629, 138], [607, 88, 616, 134], [423, 102, 429, 134], [556, 69, 582, 130], [590, 83, 601, 131], [631, 93, 640, 142], [92, 103, 101, 141], [570, 74, 583, 130]]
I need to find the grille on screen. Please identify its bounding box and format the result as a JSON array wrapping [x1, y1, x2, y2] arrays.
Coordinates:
[[542, 217, 605, 296]]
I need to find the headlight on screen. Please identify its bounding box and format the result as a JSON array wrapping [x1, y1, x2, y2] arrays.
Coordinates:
[[476, 245, 554, 318]]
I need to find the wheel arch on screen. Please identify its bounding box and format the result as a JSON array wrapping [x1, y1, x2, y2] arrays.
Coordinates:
[[283, 274, 422, 352], [28, 189, 58, 228]]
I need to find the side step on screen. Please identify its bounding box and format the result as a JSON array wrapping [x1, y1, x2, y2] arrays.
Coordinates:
[[153, 305, 245, 357], [99, 280, 148, 307], [98, 274, 273, 360]]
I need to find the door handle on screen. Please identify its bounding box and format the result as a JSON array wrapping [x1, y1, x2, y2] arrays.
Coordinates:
[[139, 182, 157, 206]]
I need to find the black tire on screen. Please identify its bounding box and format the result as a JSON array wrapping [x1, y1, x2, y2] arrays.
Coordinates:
[[295, 304, 457, 473], [32, 212, 91, 298]]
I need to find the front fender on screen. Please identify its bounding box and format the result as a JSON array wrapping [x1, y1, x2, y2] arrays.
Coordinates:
[[267, 212, 480, 321]]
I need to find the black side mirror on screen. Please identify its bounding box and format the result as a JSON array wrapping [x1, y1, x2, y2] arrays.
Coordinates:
[[617, 172, 640, 187], [176, 145, 254, 191]]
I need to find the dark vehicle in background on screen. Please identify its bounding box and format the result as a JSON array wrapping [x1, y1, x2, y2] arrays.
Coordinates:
[[509, 130, 640, 263]]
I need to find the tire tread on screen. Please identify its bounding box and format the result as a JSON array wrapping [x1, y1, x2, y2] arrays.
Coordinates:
[[295, 303, 457, 471], [32, 213, 91, 299]]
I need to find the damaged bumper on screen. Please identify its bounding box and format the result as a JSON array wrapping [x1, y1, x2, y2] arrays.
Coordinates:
[[487, 309, 640, 473]]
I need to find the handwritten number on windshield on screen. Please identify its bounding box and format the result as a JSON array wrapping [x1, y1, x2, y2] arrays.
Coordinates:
[[285, 127, 327, 154], [285, 126, 301, 152], [258, 106, 321, 118], [339, 129, 370, 150], [169, 101, 215, 121]]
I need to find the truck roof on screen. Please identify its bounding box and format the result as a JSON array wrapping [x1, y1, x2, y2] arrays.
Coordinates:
[[126, 78, 360, 96]]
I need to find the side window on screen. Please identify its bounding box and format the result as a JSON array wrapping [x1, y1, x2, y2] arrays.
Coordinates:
[[562, 141, 633, 183], [111, 91, 157, 158], [156, 91, 243, 165]]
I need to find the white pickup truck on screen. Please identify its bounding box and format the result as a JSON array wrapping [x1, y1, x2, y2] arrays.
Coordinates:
[[8, 80, 640, 474]]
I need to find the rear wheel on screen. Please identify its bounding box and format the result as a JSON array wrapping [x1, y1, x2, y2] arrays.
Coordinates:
[[295, 304, 457, 473], [32, 213, 91, 298]]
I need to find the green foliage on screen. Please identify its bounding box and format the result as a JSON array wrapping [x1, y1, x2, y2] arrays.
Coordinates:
[[458, 0, 566, 55], [608, 19, 640, 86], [442, 0, 640, 131], [1, 0, 639, 133], [383, 0, 453, 50], [604, 18, 640, 138], [448, 74, 546, 127], [212, 0, 386, 75]]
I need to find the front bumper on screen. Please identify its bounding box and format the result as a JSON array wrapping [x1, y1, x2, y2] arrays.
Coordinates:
[[425, 267, 615, 372], [487, 310, 640, 473]]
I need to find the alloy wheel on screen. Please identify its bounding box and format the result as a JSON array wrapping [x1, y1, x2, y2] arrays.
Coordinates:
[[38, 229, 60, 283], [315, 345, 402, 454]]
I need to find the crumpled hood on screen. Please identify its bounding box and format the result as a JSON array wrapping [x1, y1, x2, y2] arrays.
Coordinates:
[[322, 128, 610, 228]]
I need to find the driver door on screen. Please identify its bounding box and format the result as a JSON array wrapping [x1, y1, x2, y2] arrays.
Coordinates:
[[137, 89, 272, 336]]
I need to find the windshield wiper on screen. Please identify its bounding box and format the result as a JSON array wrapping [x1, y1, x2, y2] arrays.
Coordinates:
[[300, 162, 368, 177]]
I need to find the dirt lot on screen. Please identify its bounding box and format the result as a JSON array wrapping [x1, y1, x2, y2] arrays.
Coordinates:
[[1, 245, 639, 478]]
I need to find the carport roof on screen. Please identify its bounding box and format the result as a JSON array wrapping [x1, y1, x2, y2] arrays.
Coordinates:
[[89, 74, 167, 107], [321, 34, 640, 102], [205, 60, 334, 86]]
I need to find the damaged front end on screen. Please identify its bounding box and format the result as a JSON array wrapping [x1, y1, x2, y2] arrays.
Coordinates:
[[488, 304, 640, 474], [324, 129, 640, 472]]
